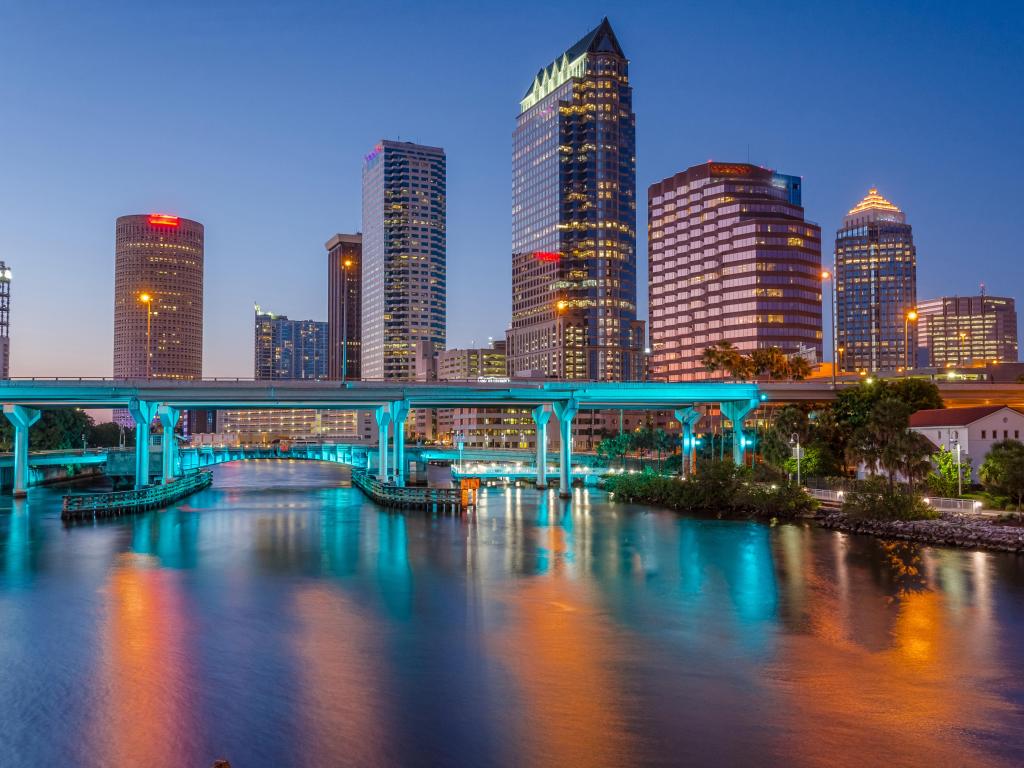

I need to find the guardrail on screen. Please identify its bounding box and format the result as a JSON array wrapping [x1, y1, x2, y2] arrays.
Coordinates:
[[352, 470, 473, 512], [807, 487, 986, 515], [62, 471, 213, 522]]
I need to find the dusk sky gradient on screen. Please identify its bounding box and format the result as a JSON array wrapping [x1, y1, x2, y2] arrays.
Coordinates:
[[1, 0, 1022, 377]]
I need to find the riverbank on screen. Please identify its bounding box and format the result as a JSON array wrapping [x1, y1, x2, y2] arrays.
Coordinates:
[[817, 510, 1024, 554]]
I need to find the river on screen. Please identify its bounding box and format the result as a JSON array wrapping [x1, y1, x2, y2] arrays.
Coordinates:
[[1, 461, 1023, 767]]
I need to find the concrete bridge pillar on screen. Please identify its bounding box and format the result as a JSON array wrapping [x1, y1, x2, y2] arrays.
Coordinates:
[[390, 400, 410, 487], [674, 407, 702, 478], [375, 406, 392, 482], [157, 405, 180, 484], [4, 405, 40, 498], [532, 405, 551, 489], [720, 398, 760, 466], [552, 398, 579, 499], [129, 399, 159, 489]]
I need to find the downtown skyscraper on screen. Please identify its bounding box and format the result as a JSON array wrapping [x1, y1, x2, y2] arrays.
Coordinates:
[[361, 141, 446, 381], [113, 213, 204, 383], [507, 18, 643, 381], [326, 233, 362, 381], [253, 307, 328, 380], [835, 188, 917, 373], [916, 293, 1018, 368], [648, 163, 822, 380]]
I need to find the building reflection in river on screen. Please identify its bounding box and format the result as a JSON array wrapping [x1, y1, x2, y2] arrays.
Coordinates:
[[2, 462, 1024, 766]]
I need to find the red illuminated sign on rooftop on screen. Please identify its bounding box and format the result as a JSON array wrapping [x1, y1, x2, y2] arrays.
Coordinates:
[[534, 251, 561, 262], [148, 214, 180, 227]]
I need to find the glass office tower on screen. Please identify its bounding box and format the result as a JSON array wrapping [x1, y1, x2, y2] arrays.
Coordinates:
[[507, 17, 642, 380], [835, 188, 917, 373]]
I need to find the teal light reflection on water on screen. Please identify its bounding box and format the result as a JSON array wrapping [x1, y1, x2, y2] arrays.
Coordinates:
[[1, 461, 1024, 767]]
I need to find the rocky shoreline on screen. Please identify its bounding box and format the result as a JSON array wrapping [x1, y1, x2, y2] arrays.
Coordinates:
[[817, 511, 1024, 554]]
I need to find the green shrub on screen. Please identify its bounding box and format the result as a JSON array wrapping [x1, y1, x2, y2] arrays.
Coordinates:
[[842, 476, 937, 521], [603, 461, 815, 520]]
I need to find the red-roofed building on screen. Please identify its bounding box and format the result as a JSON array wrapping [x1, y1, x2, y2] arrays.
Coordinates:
[[910, 406, 1024, 481]]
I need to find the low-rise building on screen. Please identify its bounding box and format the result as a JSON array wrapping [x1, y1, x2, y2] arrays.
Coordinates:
[[909, 405, 1024, 482]]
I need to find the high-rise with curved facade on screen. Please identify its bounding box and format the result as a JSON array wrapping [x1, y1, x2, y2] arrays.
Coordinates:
[[507, 17, 643, 381], [113, 213, 204, 385]]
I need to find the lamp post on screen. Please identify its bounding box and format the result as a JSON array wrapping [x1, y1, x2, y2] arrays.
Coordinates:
[[951, 439, 963, 497], [341, 258, 353, 383], [904, 309, 918, 371], [790, 432, 802, 486], [139, 292, 153, 378], [821, 269, 836, 388]]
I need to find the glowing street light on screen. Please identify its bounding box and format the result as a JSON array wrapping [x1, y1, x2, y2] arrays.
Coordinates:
[[139, 292, 154, 378], [904, 309, 918, 370], [821, 269, 836, 387]]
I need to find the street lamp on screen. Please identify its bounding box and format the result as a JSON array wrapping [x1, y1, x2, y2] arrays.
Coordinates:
[[139, 292, 154, 378], [904, 309, 918, 371], [789, 432, 802, 486], [821, 269, 836, 388], [951, 439, 963, 497], [341, 258, 353, 383]]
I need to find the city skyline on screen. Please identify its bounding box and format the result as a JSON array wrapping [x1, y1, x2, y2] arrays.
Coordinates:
[[2, 1, 1022, 376]]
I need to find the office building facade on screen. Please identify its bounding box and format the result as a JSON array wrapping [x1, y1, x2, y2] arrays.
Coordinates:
[[114, 213, 204, 381], [917, 294, 1018, 368], [326, 233, 362, 381], [0, 262, 10, 378], [835, 188, 917, 373], [648, 162, 823, 381], [361, 140, 446, 381], [507, 17, 642, 381], [437, 340, 508, 381], [254, 308, 328, 380]]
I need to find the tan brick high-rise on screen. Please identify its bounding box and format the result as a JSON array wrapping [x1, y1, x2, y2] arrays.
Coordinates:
[[113, 214, 204, 393]]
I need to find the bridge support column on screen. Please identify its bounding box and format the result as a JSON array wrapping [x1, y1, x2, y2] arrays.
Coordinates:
[[674, 407, 701, 479], [390, 400, 410, 487], [129, 399, 159, 489], [375, 406, 392, 482], [532, 405, 550, 489], [552, 399, 579, 499], [720, 398, 760, 466], [158, 405, 180, 484], [4, 405, 40, 498]]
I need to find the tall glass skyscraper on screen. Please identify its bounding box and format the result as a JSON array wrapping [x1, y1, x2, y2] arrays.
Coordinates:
[[325, 233, 362, 381], [835, 188, 917, 373], [507, 17, 642, 381], [917, 294, 1018, 368], [361, 140, 446, 381]]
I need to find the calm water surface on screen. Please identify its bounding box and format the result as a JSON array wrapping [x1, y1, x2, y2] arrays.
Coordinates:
[[1, 461, 1024, 767]]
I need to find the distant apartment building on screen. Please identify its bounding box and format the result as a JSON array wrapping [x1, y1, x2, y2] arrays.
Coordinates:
[[507, 17, 643, 381], [217, 308, 367, 443], [917, 294, 1018, 368], [0, 262, 10, 378], [326, 233, 362, 381], [361, 140, 446, 381], [835, 188, 917, 373], [254, 308, 327, 380], [648, 162, 822, 381]]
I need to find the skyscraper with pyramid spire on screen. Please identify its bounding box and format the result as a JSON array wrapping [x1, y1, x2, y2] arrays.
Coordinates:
[[834, 187, 918, 373], [506, 18, 643, 381]]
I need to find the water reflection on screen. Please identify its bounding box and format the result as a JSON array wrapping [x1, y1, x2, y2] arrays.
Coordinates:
[[0, 462, 1021, 767]]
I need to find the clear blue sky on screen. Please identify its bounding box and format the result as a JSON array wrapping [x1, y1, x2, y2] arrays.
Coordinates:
[[1, 0, 1021, 376]]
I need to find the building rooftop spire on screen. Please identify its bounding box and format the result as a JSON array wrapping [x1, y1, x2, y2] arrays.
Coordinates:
[[844, 187, 906, 225], [520, 18, 625, 109]]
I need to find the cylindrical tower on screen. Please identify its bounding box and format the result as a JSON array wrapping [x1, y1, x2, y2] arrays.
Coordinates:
[[113, 214, 204, 384]]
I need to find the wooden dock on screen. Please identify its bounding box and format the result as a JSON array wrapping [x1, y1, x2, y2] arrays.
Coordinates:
[[62, 471, 213, 522], [353, 470, 476, 512]]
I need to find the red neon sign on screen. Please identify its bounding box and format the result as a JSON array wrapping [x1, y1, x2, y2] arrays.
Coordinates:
[[148, 214, 180, 227], [534, 251, 561, 262]]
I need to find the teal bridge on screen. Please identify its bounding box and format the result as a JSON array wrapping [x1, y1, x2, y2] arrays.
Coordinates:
[[0, 379, 763, 498]]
